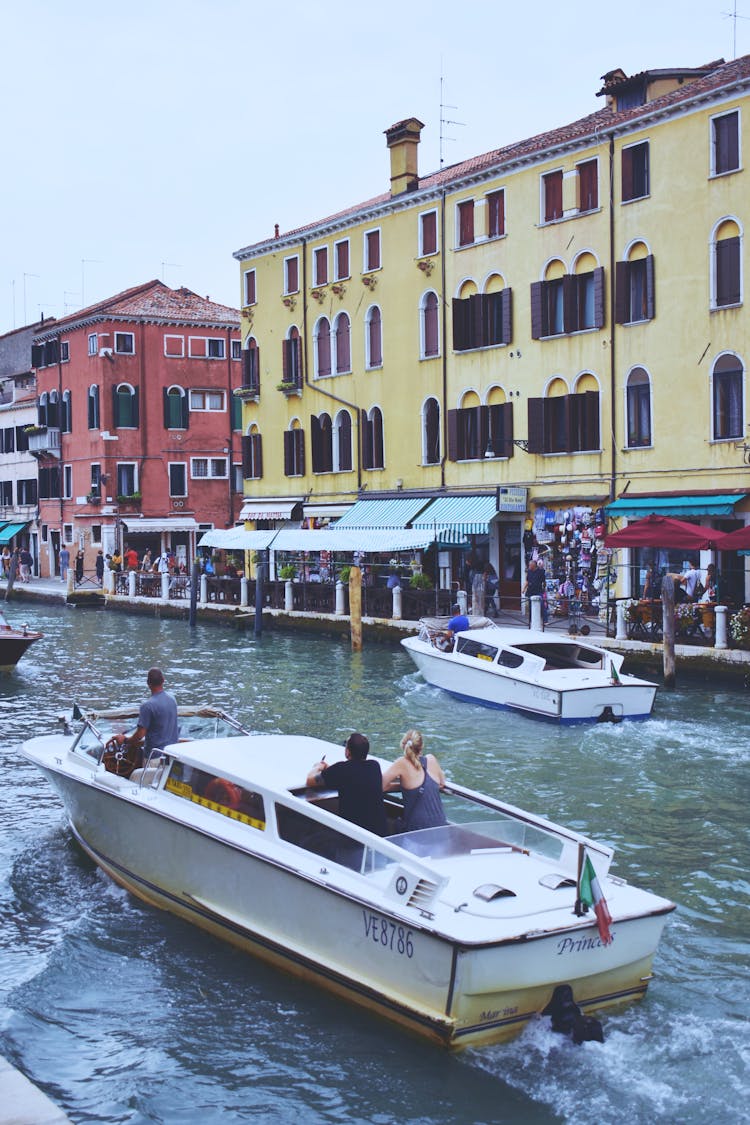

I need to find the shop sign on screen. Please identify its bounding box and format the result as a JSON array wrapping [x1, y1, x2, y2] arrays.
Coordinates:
[[496, 487, 528, 513]]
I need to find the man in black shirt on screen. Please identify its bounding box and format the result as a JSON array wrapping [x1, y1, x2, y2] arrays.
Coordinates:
[[306, 732, 387, 836]]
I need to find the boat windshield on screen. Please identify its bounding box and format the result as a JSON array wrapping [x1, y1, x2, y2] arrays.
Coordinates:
[[71, 708, 250, 761], [391, 818, 565, 863]]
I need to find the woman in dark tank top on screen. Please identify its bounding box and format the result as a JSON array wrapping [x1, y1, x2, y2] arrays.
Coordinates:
[[381, 729, 447, 832]]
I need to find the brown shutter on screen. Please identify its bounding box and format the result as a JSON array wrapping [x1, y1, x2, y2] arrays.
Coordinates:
[[500, 401, 514, 458], [593, 266, 605, 328], [530, 282, 543, 339], [526, 398, 545, 454], [446, 409, 459, 461], [283, 431, 293, 476], [361, 409, 372, 469], [645, 255, 656, 319], [452, 298, 469, 351], [562, 274, 576, 333], [242, 434, 252, 478], [621, 148, 633, 201], [310, 414, 321, 472], [501, 288, 513, 345]]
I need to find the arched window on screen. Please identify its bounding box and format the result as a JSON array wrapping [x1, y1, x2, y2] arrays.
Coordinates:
[[362, 406, 384, 469], [626, 368, 651, 447], [712, 353, 744, 439], [113, 383, 138, 428], [423, 397, 440, 464], [242, 425, 263, 479], [243, 336, 260, 393], [365, 305, 382, 369], [311, 412, 333, 473], [421, 291, 439, 358], [87, 384, 100, 430], [711, 219, 742, 309], [334, 409, 352, 472], [38, 391, 48, 428], [314, 317, 331, 378], [283, 420, 305, 476], [61, 389, 72, 433], [334, 312, 351, 374], [47, 389, 60, 428], [283, 326, 303, 387], [615, 241, 654, 324], [164, 385, 188, 429]]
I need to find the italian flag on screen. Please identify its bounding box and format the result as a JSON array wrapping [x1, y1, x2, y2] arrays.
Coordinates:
[[580, 854, 613, 944]]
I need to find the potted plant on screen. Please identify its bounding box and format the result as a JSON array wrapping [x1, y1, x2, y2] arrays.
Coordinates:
[[409, 572, 433, 591], [279, 564, 296, 581], [729, 606, 750, 649], [338, 566, 351, 584]]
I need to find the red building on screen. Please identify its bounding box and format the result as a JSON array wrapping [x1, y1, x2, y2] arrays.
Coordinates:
[[31, 280, 241, 577]]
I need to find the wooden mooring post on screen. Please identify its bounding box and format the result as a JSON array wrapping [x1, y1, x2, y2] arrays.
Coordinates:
[[662, 574, 676, 688], [349, 565, 362, 652]]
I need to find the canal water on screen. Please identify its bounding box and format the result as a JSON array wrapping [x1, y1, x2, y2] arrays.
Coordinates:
[[0, 603, 748, 1124]]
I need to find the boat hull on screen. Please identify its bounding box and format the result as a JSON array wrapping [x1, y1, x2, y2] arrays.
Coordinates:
[[39, 763, 670, 1049], [402, 640, 656, 722], [0, 632, 41, 673]]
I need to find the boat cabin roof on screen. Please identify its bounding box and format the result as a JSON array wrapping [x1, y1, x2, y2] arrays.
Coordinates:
[[169, 733, 360, 793]]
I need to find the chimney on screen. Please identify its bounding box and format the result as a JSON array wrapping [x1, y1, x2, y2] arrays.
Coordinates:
[[385, 118, 424, 196]]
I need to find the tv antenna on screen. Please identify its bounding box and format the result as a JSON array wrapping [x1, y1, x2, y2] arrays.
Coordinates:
[[723, 1, 749, 57], [439, 70, 465, 168]]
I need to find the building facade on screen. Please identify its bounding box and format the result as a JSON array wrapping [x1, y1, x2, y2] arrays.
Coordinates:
[[32, 281, 242, 577], [233, 57, 750, 605], [0, 323, 43, 569]]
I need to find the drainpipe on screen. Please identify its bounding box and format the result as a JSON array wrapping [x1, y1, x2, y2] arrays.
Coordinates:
[[608, 133, 617, 503], [440, 188, 447, 489], [301, 236, 363, 492]]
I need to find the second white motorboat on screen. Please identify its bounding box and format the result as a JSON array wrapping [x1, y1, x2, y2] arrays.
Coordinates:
[[401, 618, 657, 723]]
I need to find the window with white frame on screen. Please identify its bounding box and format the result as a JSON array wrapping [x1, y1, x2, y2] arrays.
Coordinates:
[[334, 409, 353, 472], [542, 170, 563, 222], [188, 337, 226, 359], [334, 312, 351, 374], [364, 228, 381, 272], [63, 523, 73, 543], [313, 247, 328, 287], [115, 332, 134, 354], [284, 256, 299, 294], [457, 200, 475, 247], [711, 219, 742, 309], [244, 269, 256, 306], [621, 141, 649, 202], [164, 334, 184, 357], [334, 239, 350, 281], [116, 463, 138, 496], [113, 383, 138, 428], [190, 457, 228, 479], [486, 190, 505, 239], [712, 353, 744, 439], [422, 397, 440, 465], [420, 291, 440, 358], [711, 110, 740, 176], [169, 462, 188, 496], [231, 339, 241, 360], [365, 305, 382, 369], [189, 389, 225, 411], [314, 317, 332, 378], [88, 384, 100, 429], [419, 210, 438, 256], [60, 341, 70, 362], [361, 406, 384, 469], [88, 333, 98, 356], [63, 464, 72, 499], [626, 367, 652, 448]]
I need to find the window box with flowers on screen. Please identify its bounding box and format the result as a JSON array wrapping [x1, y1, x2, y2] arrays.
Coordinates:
[[117, 492, 142, 506], [276, 381, 302, 397]]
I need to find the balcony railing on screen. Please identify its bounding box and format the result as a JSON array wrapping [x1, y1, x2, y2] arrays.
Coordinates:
[[27, 427, 61, 456]]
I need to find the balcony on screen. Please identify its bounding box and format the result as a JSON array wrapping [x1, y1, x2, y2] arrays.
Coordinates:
[[277, 380, 302, 398], [26, 426, 61, 458], [235, 383, 260, 403], [116, 493, 142, 512]]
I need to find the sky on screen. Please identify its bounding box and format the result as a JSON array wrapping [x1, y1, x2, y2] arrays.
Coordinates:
[[1, 0, 747, 336]]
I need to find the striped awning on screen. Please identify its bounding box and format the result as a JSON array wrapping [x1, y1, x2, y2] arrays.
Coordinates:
[[332, 497, 432, 529], [239, 499, 303, 521], [412, 495, 499, 543], [606, 493, 745, 518], [198, 527, 435, 553], [0, 521, 30, 544], [198, 527, 278, 550]]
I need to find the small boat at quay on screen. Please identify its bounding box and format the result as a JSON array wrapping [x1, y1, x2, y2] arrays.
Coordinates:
[[0, 608, 43, 672], [402, 618, 658, 723], [22, 705, 675, 1049]]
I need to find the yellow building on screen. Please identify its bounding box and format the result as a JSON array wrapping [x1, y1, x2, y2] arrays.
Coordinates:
[[233, 56, 750, 607]]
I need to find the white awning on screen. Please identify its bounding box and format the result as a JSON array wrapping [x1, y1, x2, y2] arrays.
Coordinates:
[[198, 527, 278, 550], [303, 502, 351, 519], [121, 517, 199, 533], [239, 499, 303, 521]]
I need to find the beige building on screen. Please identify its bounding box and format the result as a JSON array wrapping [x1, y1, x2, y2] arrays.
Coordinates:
[[233, 56, 750, 607]]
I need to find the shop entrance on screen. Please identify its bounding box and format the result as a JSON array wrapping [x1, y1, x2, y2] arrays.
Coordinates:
[[498, 523, 522, 610]]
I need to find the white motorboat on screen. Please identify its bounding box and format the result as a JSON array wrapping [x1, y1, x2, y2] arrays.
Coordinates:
[[22, 705, 674, 1049], [401, 618, 658, 723], [0, 608, 43, 672]]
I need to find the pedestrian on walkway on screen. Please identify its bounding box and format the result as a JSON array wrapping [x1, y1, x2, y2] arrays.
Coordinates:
[[59, 544, 70, 582]]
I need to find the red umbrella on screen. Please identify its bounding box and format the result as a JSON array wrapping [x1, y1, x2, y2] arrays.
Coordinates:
[[713, 524, 750, 551], [604, 514, 725, 550]]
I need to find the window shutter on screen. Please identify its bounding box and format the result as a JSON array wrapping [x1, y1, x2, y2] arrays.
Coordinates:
[[621, 149, 633, 201], [361, 409, 372, 470], [526, 398, 545, 454], [583, 391, 600, 451], [562, 275, 576, 334], [111, 384, 119, 427], [295, 430, 305, 476], [593, 266, 606, 328], [452, 298, 469, 351], [645, 255, 656, 319], [499, 401, 514, 458], [31, 344, 44, 367], [132, 388, 139, 428], [530, 282, 543, 339], [716, 239, 740, 306], [242, 435, 252, 478], [446, 409, 459, 461], [283, 431, 293, 476], [614, 262, 628, 324], [255, 434, 263, 478], [501, 288, 513, 345], [338, 413, 352, 472], [310, 414, 322, 472], [162, 388, 170, 428]]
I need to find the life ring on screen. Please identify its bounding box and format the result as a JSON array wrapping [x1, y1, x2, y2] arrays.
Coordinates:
[[204, 778, 241, 809]]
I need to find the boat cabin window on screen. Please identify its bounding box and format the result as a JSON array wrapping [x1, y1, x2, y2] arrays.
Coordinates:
[[276, 803, 387, 874], [455, 638, 498, 662], [165, 762, 266, 829], [498, 649, 524, 669]]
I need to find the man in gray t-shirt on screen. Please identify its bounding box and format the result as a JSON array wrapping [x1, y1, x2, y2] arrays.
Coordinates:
[[116, 667, 179, 765]]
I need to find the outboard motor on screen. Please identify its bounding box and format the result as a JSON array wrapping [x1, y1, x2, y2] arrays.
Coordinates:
[[543, 984, 604, 1044], [596, 705, 622, 724]]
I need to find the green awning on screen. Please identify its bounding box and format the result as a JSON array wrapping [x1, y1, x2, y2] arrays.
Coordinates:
[[606, 494, 745, 518], [412, 494, 499, 543], [0, 521, 30, 544], [333, 497, 432, 529]]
